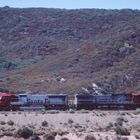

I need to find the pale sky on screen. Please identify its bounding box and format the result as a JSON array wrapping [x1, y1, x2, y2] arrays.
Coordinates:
[[0, 0, 140, 9]]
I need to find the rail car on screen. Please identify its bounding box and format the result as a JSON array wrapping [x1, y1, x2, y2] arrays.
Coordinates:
[[75, 93, 140, 110]]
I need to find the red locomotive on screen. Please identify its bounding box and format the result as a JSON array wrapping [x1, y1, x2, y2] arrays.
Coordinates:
[[0, 93, 18, 110]]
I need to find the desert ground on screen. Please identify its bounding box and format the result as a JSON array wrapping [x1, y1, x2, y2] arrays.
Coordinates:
[[0, 110, 140, 140]]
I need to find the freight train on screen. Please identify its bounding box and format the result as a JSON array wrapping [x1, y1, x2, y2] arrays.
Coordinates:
[[0, 92, 140, 111]]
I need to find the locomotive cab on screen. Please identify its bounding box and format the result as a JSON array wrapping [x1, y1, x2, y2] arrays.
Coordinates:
[[11, 94, 28, 105], [75, 93, 93, 110], [0, 93, 18, 110], [132, 93, 140, 108]]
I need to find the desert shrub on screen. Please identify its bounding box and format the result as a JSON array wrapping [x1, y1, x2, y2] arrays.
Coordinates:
[[31, 134, 41, 140], [57, 131, 69, 136], [4, 113, 8, 116], [0, 121, 6, 125], [85, 134, 96, 140], [68, 118, 74, 124], [113, 41, 125, 52], [47, 110, 60, 114], [116, 136, 129, 140], [4, 61, 17, 70], [114, 125, 130, 136], [135, 108, 140, 115], [69, 109, 75, 113], [61, 138, 69, 140], [16, 126, 33, 139], [28, 123, 35, 129], [43, 133, 55, 140], [42, 121, 48, 127], [135, 135, 140, 139], [121, 137, 129, 140], [41, 110, 46, 114], [7, 120, 14, 126], [74, 123, 82, 129], [50, 131, 57, 137], [80, 109, 89, 113], [3, 131, 13, 137], [18, 111, 22, 114], [120, 112, 126, 116], [106, 122, 113, 130], [116, 117, 124, 126]]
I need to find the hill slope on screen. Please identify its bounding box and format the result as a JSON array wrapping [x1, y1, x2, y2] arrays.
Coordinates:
[[0, 7, 140, 95]]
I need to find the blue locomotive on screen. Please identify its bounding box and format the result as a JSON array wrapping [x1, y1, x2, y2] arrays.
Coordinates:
[[75, 93, 140, 110], [10, 94, 68, 110]]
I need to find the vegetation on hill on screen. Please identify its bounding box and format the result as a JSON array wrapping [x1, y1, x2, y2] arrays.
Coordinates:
[[0, 7, 140, 95]]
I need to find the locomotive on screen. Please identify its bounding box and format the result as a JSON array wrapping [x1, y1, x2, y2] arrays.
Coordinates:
[[0, 93, 68, 111], [75, 93, 140, 110], [0, 92, 140, 111]]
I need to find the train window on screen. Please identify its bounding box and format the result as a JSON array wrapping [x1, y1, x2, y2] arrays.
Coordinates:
[[11, 98, 19, 102], [2, 96, 8, 100], [20, 95, 27, 97]]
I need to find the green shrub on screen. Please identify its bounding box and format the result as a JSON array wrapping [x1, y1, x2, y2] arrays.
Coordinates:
[[16, 126, 33, 139], [114, 125, 130, 136], [69, 109, 75, 113], [31, 135, 41, 140], [68, 118, 74, 124], [85, 135, 96, 140], [113, 41, 125, 52], [7, 120, 14, 126], [116, 117, 124, 126], [80, 109, 89, 113], [42, 121, 48, 127], [0, 121, 6, 125], [43, 133, 55, 140], [61, 138, 69, 140]]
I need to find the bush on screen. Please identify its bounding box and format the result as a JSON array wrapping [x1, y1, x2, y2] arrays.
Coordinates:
[[116, 117, 124, 126], [0, 121, 6, 125], [16, 126, 33, 139], [43, 134, 55, 140], [85, 135, 96, 140], [42, 121, 48, 127], [47, 110, 60, 114], [57, 131, 69, 136], [106, 122, 113, 130], [135, 108, 140, 115], [61, 138, 69, 140], [7, 120, 14, 126], [68, 118, 74, 124], [135, 135, 140, 139], [74, 123, 82, 129], [114, 125, 130, 136], [31, 134, 41, 140], [3, 131, 13, 137], [80, 109, 89, 113], [69, 109, 75, 113]]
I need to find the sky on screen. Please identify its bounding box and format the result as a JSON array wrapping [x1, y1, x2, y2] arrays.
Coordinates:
[[0, 0, 140, 9]]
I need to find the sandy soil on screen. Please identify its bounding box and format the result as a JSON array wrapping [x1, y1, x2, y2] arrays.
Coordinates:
[[0, 110, 139, 140]]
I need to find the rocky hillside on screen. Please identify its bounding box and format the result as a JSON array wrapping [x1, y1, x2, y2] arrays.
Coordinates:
[[0, 7, 140, 95]]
